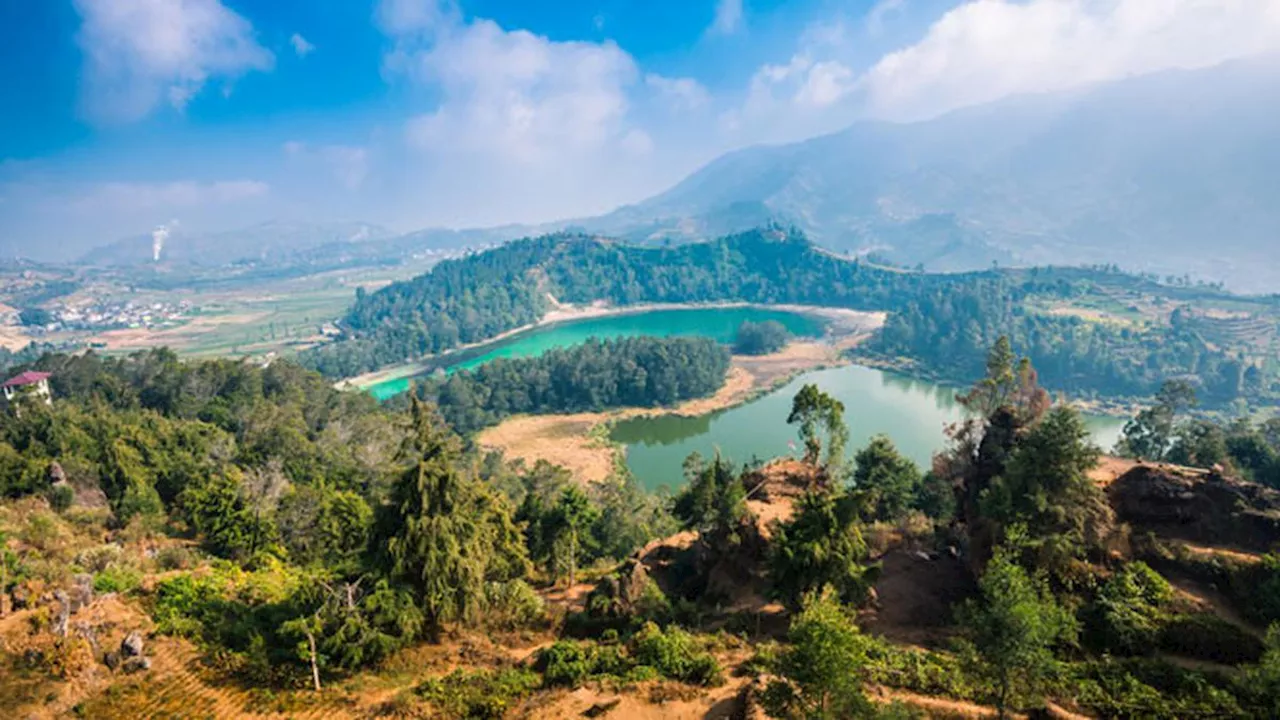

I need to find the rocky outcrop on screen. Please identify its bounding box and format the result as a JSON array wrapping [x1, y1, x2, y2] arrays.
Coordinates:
[[121, 631, 145, 658], [69, 574, 94, 613], [1109, 464, 1280, 553], [585, 559, 655, 619]]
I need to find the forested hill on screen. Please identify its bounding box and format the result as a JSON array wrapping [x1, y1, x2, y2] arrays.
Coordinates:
[[300, 228, 1279, 408], [302, 228, 962, 377]]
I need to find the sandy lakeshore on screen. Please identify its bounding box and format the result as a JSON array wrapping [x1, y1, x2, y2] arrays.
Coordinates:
[[475, 319, 883, 483], [337, 300, 885, 390]]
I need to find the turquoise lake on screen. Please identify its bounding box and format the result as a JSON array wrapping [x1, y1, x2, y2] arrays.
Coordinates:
[[363, 307, 1127, 492], [366, 306, 826, 400]]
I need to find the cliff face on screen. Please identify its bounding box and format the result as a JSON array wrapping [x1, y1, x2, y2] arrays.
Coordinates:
[[1109, 463, 1280, 552]]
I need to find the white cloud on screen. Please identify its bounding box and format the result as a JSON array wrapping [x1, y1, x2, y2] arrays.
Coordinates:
[[859, 0, 1280, 121], [709, 0, 745, 35], [290, 33, 315, 58], [383, 5, 638, 164], [72, 180, 270, 213], [795, 61, 857, 108], [743, 52, 857, 117], [376, 0, 459, 38], [621, 129, 655, 156], [645, 74, 711, 111], [73, 0, 273, 122]]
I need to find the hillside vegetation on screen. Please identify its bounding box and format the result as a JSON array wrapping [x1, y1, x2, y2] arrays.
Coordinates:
[[4, 342, 1280, 718], [303, 228, 1280, 409]]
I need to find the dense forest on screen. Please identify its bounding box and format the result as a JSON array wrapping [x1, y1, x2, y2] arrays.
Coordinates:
[[413, 336, 730, 435], [301, 228, 1275, 408], [863, 279, 1258, 403], [5, 343, 1280, 717]]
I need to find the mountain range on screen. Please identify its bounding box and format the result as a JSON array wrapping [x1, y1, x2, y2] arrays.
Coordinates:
[[77, 58, 1280, 291], [577, 57, 1280, 290]]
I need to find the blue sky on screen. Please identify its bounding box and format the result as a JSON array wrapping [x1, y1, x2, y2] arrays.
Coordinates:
[[2, 0, 1279, 259]]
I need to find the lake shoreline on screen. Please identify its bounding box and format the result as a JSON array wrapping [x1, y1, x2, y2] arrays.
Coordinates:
[[850, 351, 1142, 419], [337, 301, 885, 391], [474, 329, 881, 484]]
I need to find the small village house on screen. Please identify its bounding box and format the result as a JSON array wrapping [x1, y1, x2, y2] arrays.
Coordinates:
[[1, 370, 52, 408]]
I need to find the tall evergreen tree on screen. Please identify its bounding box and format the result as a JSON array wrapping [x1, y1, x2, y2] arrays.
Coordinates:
[[377, 400, 529, 635]]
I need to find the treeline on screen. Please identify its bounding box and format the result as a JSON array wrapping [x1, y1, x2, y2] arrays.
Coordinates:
[[416, 336, 730, 435], [1120, 379, 1280, 486], [299, 228, 954, 377], [300, 227, 1270, 408], [0, 349, 398, 522], [864, 276, 1256, 402]]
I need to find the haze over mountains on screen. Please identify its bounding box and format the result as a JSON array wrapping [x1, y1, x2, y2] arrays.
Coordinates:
[[72, 59, 1280, 291], [581, 58, 1280, 290]]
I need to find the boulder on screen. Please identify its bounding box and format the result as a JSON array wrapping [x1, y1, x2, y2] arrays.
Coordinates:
[[585, 559, 654, 619], [121, 631, 145, 658], [103, 651, 121, 671], [121, 656, 151, 674], [70, 574, 94, 613]]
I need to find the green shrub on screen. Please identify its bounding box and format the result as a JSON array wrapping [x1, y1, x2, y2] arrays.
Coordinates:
[[536, 627, 723, 689], [630, 623, 722, 686], [1069, 658, 1245, 719], [46, 484, 74, 513], [417, 668, 540, 719], [154, 545, 195, 571], [1158, 613, 1264, 665], [863, 638, 977, 701], [92, 566, 141, 594], [1083, 561, 1173, 656], [538, 641, 596, 688], [75, 545, 123, 573], [482, 580, 546, 630], [1228, 554, 1280, 626]]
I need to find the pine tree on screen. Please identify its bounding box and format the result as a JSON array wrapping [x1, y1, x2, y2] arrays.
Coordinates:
[[377, 399, 529, 636]]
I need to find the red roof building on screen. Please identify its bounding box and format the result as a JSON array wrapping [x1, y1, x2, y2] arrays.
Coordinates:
[[1, 370, 51, 406], [1, 371, 51, 389]]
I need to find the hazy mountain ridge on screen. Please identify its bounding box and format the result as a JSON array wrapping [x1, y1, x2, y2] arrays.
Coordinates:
[[79, 220, 397, 267], [581, 58, 1280, 288], [64, 59, 1280, 289]]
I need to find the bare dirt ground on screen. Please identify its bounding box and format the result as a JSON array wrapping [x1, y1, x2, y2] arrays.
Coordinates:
[[94, 311, 270, 352], [860, 549, 975, 648], [0, 323, 30, 351], [517, 679, 749, 720], [1087, 456, 1210, 487]]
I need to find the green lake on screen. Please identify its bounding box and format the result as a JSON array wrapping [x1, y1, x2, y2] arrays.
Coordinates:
[[366, 306, 827, 400], [610, 364, 1128, 492], [363, 306, 1128, 493]]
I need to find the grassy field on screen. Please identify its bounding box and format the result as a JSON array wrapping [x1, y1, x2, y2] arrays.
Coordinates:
[[18, 259, 441, 360]]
